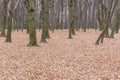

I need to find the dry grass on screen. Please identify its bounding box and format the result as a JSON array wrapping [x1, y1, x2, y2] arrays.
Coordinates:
[[1, 29, 120, 80]]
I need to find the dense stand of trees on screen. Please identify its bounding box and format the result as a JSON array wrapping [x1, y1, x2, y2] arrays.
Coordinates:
[[0, 0, 120, 46]]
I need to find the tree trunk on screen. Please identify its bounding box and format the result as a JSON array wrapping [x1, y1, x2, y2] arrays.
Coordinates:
[[68, 0, 75, 38], [40, 0, 50, 42], [25, 0, 38, 46], [5, 0, 13, 42], [1, 0, 7, 37]]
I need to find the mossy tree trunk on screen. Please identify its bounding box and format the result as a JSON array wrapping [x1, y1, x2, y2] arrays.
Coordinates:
[[115, 9, 120, 33], [25, 0, 38, 46], [83, 0, 88, 32], [1, 0, 7, 37], [45, 0, 50, 39], [40, 0, 46, 42], [96, 0, 107, 31], [40, 0, 50, 42], [74, 2, 79, 31], [110, 9, 120, 38], [68, 0, 75, 39], [5, 0, 14, 42], [95, 0, 118, 45]]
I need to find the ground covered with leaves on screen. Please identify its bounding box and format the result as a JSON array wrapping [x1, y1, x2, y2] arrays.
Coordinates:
[[0, 30, 120, 80]]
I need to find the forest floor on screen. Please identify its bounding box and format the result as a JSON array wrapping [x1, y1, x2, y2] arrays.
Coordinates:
[[1, 30, 120, 80]]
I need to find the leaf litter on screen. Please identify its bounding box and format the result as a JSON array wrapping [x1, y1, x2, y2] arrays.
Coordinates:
[[0, 30, 120, 80]]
